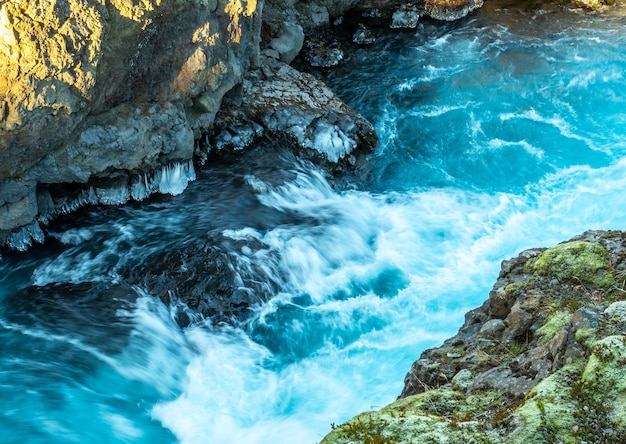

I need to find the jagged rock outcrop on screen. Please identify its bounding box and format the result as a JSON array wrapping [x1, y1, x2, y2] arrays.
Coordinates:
[[206, 54, 377, 170], [350, 0, 484, 28], [0, 0, 262, 248], [322, 230, 626, 443]]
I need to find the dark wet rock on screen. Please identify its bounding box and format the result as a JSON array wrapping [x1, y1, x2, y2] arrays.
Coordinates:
[[477, 318, 506, 339], [352, 23, 377, 44], [206, 57, 377, 174], [269, 22, 306, 64], [0, 0, 262, 245], [303, 38, 345, 67], [391, 5, 421, 28], [120, 235, 279, 326], [423, 0, 484, 21], [5, 281, 139, 354], [351, 0, 484, 28]]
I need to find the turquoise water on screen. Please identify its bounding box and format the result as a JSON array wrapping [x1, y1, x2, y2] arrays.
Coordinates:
[[1, 8, 626, 444]]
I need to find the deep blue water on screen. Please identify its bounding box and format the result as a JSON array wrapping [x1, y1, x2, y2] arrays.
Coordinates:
[[1, 7, 626, 444]]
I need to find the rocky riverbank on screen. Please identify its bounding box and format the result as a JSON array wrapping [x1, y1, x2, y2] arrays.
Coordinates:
[[3, 0, 623, 252], [0, 0, 484, 253], [322, 230, 626, 443]]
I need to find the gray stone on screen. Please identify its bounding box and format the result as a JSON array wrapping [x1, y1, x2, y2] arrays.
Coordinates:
[[503, 306, 533, 342], [352, 24, 376, 45], [478, 319, 506, 339], [0, 191, 38, 231], [210, 60, 377, 165], [451, 369, 473, 392], [0, 0, 262, 240], [604, 301, 626, 323], [270, 22, 304, 63]]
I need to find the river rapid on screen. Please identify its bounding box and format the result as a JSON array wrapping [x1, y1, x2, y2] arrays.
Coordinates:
[[1, 6, 626, 444]]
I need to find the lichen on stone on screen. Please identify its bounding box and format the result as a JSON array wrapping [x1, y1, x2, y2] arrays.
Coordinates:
[[510, 363, 583, 444], [534, 310, 571, 344], [526, 240, 614, 288], [323, 232, 626, 444]]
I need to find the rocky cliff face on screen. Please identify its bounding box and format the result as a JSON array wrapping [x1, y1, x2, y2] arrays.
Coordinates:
[[0, 0, 484, 253], [322, 230, 626, 443], [0, 0, 262, 248]]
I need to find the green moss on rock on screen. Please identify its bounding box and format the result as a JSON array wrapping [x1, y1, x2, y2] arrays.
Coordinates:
[[511, 363, 583, 444], [574, 327, 597, 348], [526, 241, 614, 288], [323, 233, 626, 444], [321, 389, 505, 444], [534, 310, 571, 344]]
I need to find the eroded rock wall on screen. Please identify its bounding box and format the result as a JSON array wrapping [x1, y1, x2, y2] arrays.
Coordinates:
[[0, 0, 262, 245]]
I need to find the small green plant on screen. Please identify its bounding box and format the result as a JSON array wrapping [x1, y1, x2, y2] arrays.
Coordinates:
[[336, 416, 395, 444], [569, 378, 626, 442], [483, 338, 529, 365], [536, 399, 560, 442]]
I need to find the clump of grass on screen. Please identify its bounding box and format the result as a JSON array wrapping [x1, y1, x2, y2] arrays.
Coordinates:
[[333, 416, 396, 444]]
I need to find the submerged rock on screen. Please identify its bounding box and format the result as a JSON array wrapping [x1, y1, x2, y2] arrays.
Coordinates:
[[120, 235, 278, 326], [5, 281, 140, 355], [322, 230, 626, 443]]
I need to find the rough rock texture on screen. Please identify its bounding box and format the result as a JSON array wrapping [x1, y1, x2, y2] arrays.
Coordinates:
[[119, 233, 279, 326], [0, 0, 487, 252], [206, 53, 377, 171], [322, 230, 626, 443], [0, 0, 262, 246], [350, 0, 484, 28]]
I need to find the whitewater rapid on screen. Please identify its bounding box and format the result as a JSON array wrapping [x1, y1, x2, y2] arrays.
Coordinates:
[[1, 7, 626, 444]]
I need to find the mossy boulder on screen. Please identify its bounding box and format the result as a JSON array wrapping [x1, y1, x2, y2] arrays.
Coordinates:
[[534, 310, 571, 344], [526, 240, 614, 288], [321, 389, 502, 444]]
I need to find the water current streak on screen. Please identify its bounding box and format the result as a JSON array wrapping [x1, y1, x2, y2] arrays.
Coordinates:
[[1, 8, 626, 444]]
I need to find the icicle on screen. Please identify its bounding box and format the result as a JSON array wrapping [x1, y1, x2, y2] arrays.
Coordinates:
[[130, 173, 156, 201], [2, 161, 196, 253], [95, 185, 130, 206], [5, 221, 44, 251], [156, 160, 196, 196]]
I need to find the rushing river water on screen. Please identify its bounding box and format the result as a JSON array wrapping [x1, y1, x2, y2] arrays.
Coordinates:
[[2, 7, 626, 444]]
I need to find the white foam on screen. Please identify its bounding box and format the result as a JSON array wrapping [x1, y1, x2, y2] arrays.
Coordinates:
[[486, 138, 545, 159], [566, 66, 623, 89], [416, 103, 469, 118], [499, 107, 598, 152], [153, 155, 626, 443], [49, 228, 94, 245]]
